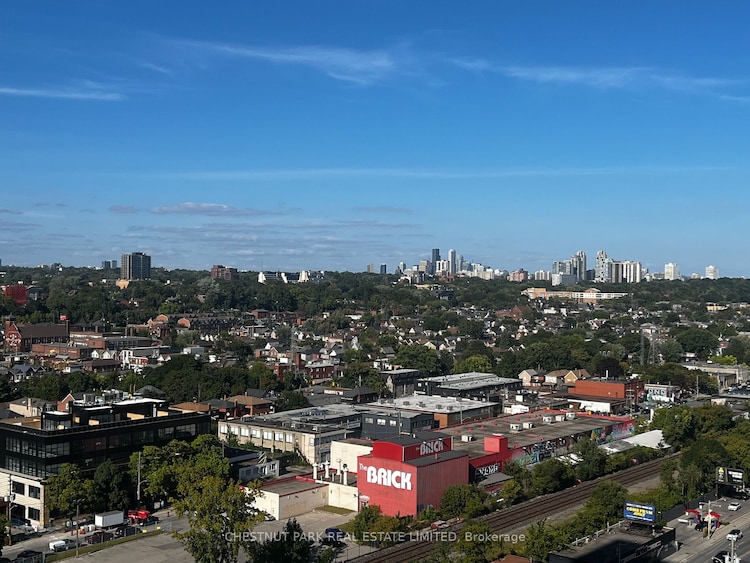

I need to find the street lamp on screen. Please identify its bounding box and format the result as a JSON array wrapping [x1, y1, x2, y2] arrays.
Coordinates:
[[5, 492, 16, 546]]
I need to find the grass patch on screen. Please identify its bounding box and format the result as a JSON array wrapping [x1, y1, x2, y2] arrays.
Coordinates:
[[317, 505, 354, 515], [46, 529, 163, 561]]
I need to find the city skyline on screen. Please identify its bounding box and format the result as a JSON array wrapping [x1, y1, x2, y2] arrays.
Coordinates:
[[2, 3, 750, 275]]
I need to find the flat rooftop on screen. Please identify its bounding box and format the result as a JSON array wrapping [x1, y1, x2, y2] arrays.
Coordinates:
[[436, 410, 633, 458], [260, 477, 328, 496], [387, 395, 499, 413], [552, 525, 673, 563], [419, 372, 522, 391]]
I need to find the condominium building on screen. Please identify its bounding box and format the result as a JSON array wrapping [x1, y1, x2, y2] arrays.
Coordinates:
[[120, 252, 151, 280], [705, 265, 719, 280]]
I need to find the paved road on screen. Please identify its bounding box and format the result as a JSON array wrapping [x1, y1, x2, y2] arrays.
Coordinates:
[[2, 507, 369, 562], [664, 499, 750, 563]]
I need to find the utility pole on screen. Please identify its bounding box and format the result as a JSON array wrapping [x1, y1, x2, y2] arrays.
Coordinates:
[[137, 451, 142, 504], [74, 497, 84, 558]]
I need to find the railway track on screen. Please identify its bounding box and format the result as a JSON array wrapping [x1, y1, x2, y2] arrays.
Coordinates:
[[348, 455, 673, 563]]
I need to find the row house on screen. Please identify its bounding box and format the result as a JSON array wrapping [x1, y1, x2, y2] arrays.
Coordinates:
[[3, 319, 68, 353]]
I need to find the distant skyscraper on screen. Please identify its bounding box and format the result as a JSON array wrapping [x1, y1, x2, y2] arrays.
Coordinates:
[[121, 252, 151, 280], [398, 261, 407, 273], [379, 263, 387, 275], [448, 249, 456, 276], [664, 263, 680, 281], [573, 250, 586, 282], [595, 250, 609, 282], [705, 265, 719, 280], [101, 260, 111, 270], [430, 249, 441, 275], [367, 263, 375, 273]]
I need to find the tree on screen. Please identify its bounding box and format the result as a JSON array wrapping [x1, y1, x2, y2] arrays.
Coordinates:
[[675, 328, 719, 360], [173, 476, 263, 563], [500, 479, 523, 506], [456, 520, 502, 563], [349, 504, 382, 542], [93, 459, 129, 513], [530, 458, 575, 496], [454, 355, 493, 374], [47, 463, 95, 518], [395, 345, 446, 377], [524, 518, 567, 563], [250, 518, 313, 562], [439, 484, 488, 519], [651, 405, 696, 449], [574, 438, 607, 482]]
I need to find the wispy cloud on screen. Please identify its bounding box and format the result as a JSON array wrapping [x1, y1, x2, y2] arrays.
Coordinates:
[[154, 165, 734, 182], [110, 205, 138, 214], [450, 59, 740, 94], [0, 84, 125, 101], [171, 39, 399, 85], [150, 202, 273, 216], [720, 94, 750, 104], [0, 208, 22, 215], [353, 205, 413, 214]]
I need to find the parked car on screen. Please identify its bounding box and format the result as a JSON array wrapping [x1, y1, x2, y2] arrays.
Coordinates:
[[727, 529, 743, 541], [325, 527, 346, 540], [85, 530, 114, 544], [12, 550, 42, 562], [728, 501, 741, 511], [138, 515, 160, 526], [114, 525, 141, 538], [714, 551, 729, 563]]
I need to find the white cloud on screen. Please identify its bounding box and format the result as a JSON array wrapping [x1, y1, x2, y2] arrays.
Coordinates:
[[0, 86, 124, 101], [172, 39, 398, 85], [149, 202, 267, 216]]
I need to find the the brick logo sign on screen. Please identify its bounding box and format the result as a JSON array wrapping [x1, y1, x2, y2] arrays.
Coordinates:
[[419, 439, 445, 456], [360, 464, 413, 490]]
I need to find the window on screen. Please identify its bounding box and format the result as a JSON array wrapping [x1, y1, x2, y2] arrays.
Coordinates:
[[389, 420, 397, 426], [11, 481, 24, 495], [286, 434, 293, 443], [251, 429, 261, 438], [28, 508, 40, 521], [240, 428, 249, 437], [377, 418, 386, 426], [230, 426, 239, 435], [219, 425, 228, 434], [364, 417, 373, 424], [28, 486, 40, 499], [263, 431, 272, 440]]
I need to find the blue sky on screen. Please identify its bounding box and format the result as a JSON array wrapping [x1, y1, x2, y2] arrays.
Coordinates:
[[1, 2, 749, 276]]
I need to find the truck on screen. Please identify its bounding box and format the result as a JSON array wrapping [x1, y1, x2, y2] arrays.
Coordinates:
[[128, 509, 150, 524], [94, 510, 124, 529]]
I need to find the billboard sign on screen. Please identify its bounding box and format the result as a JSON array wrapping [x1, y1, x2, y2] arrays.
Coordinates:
[[624, 501, 656, 523], [717, 467, 745, 486]]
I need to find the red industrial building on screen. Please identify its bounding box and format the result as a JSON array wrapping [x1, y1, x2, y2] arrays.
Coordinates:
[[357, 432, 468, 517], [571, 378, 645, 403]]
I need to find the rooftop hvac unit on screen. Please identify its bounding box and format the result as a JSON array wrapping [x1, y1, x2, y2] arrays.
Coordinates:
[[565, 412, 576, 420], [542, 416, 554, 424], [522, 422, 534, 429], [509, 423, 521, 432], [555, 414, 566, 422], [461, 434, 474, 442]]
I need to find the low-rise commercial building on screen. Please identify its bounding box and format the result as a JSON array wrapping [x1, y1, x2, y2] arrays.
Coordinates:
[[0, 394, 210, 529]]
